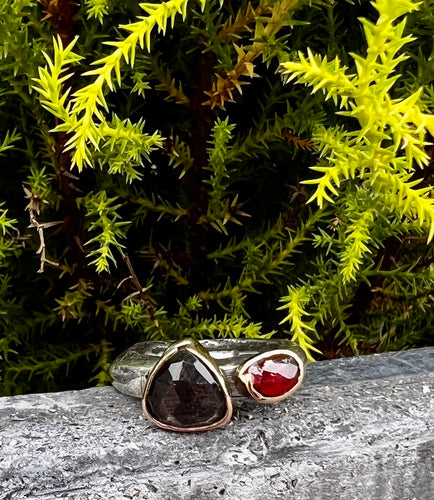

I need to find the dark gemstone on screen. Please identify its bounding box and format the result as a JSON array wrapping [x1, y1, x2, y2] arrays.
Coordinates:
[[145, 350, 228, 429]]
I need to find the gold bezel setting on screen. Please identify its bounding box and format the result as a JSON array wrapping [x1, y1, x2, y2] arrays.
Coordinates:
[[142, 338, 233, 432], [110, 338, 308, 431], [237, 349, 306, 403]]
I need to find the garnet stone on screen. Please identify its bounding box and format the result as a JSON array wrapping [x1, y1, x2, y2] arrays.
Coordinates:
[[248, 354, 300, 398], [145, 350, 228, 429]]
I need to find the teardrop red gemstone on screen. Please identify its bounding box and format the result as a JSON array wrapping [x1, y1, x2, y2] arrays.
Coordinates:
[[248, 354, 300, 398]]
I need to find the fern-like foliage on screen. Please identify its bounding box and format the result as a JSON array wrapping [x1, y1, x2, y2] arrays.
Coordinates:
[[339, 208, 374, 284], [202, 117, 245, 233], [83, 192, 130, 273], [2, 0, 434, 394], [85, 0, 111, 23], [0, 203, 20, 266], [278, 285, 320, 361], [32, 36, 163, 171], [277, 0, 434, 359], [282, 0, 434, 238], [47, 0, 207, 169], [0, 129, 21, 155]]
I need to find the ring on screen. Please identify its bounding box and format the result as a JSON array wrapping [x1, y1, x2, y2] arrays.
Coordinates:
[[110, 338, 306, 432]]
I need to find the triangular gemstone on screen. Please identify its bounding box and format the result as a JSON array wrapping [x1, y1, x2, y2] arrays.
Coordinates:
[[144, 348, 230, 431]]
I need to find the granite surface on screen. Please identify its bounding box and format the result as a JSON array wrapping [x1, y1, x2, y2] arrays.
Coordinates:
[[1, 347, 433, 499]]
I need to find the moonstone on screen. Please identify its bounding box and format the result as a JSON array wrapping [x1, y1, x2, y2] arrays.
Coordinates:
[[145, 351, 228, 429]]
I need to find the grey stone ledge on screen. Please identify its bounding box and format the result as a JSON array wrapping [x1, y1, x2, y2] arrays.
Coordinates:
[[0, 347, 433, 500]]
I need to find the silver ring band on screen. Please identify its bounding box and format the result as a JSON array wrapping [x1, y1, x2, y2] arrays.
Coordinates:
[[110, 338, 306, 399]]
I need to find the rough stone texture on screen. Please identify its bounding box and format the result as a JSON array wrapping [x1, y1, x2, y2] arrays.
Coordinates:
[[1, 347, 433, 500]]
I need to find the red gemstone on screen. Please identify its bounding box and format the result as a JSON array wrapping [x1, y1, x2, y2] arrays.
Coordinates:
[[248, 355, 300, 398]]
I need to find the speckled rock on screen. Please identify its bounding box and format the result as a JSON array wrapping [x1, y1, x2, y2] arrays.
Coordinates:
[[0, 347, 433, 499]]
